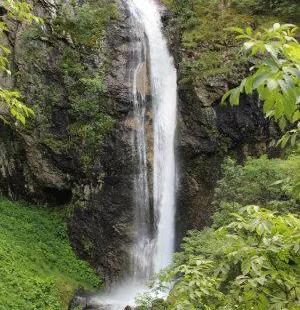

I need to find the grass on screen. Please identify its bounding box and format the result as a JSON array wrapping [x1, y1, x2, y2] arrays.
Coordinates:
[[0, 197, 101, 310]]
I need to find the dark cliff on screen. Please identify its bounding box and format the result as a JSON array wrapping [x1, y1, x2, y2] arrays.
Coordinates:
[[161, 4, 280, 238], [0, 0, 137, 284]]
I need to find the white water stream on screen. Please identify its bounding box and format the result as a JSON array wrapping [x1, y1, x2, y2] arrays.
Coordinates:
[[91, 0, 177, 308]]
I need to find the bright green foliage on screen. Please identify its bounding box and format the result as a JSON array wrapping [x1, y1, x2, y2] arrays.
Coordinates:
[[139, 207, 300, 310], [212, 155, 300, 227], [232, 0, 300, 20], [0, 89, 34, 124], [218, 206, 300, 309], [222, 23, 300, 146], [1, 0, 42, 23], [137, 154, 300, 309], [0, 0, 43, 124], [54, 0, 118, 47], [58, 45, 115, 165], [0, 197, 100, 309], [163, 0, 300, 19]]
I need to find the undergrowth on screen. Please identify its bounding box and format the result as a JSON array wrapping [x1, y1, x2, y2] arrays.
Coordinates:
[[0, 197, 100, 310]]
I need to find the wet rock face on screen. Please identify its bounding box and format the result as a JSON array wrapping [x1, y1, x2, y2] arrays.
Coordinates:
[[176, 87, 271, 234], [68, 1, 138, 284], [161, 8, 278, 236], [0, 0, 138, 283]]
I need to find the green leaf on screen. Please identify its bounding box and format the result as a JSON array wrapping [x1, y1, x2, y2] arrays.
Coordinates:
[[290, 133, 296, 146], [229, 87, 241, 106], [274, 99, 284, 121], [246, 27, 253, 35], [263, 59, 278, 69], [253, 71, 273, 89], [226, 27, 244, 34], [221, 89, 234, 104], [292, 110, 300, 122], [250, 44, 261, 56], [244, 77, 253, 95], [271, 180, 284, 185], [283, 67, 300, 79], [279, 134, 290, 147], [244, 41, 255, 50], [278, 117, 287, 129], [236, 34, 251, 40], [265, 44, 279, 59], [266, 79, 278, 91], [256, 223, 265, 235]]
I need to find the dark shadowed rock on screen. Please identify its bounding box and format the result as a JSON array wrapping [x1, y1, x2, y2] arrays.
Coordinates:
[[162, 8, 280, 239], [0, 0, 137, 284]]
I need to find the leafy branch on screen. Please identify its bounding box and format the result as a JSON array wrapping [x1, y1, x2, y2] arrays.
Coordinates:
[[0, 0, 43, 124], [222, 23, 300, 147]]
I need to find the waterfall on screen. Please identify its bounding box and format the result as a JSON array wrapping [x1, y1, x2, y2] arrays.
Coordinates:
[[130, 0, 177, 278], [131, 23, 155, 280], [91, 0, 177, 308]]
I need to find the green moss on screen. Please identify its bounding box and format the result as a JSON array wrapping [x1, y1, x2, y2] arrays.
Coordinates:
[[53, 0, 118, 48], [0, 197, 101, 310], [83, 239, 93, 257], [58, 44, 116, 164], [163, 1, 277, 86], [19, 24, 44, 41], [16, 0, 117, 167], [69, 115, 116, 158], [43, 134, 75, 154]]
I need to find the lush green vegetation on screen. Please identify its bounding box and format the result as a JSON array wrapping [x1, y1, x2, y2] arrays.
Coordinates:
[[14, 0, 118, 169], [55, 1, 118, 167], [162, 0, 280, 86], [54, 0, 118, 164], [0, 1, 42, 124], [136, 154, 300, 309], [212, 155, 300, 226], [0, 197, 100, 310], [57, 43, 116, 166], [232, 0, 300, 20], [164, 0, 300, 20], [143, 207, 299, 309], [54, 0, 118, 47], [162, 0, 300, 93]]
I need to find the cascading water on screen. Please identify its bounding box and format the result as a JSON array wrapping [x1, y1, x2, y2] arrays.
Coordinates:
[[130, 0, 177, 277], [91, 0, 177, 308], [130, 9, 155, 281], [130, 0, 177, 279]]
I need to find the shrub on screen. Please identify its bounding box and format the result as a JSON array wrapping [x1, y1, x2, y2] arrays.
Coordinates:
[[138, 206, 300, 310], [213, 155, 300, 227], [54, 0, 118, 47]]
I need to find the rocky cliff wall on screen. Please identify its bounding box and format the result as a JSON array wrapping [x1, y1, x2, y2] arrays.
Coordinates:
[[161, 7, 280, 239], [0, 0, 138, 284]]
